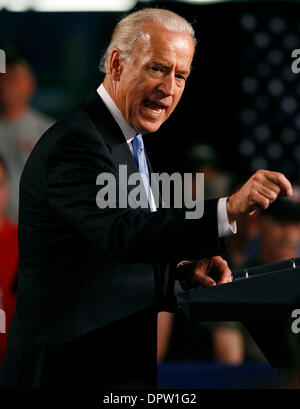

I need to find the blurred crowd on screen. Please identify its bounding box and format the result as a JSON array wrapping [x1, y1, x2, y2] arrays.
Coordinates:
[[0, 52, 299, 383], [0, 52, 54, 362]]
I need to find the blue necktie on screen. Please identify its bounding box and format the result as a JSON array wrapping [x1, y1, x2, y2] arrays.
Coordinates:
[[131, 133, 154, 211]]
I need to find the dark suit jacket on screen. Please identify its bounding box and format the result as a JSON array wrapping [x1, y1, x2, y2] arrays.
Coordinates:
[[0, 91, 224, 388]]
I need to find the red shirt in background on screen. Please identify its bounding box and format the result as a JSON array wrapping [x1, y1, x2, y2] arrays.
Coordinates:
[[0, 218, 18, 364]]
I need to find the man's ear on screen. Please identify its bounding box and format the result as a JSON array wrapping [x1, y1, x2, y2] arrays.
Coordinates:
[[109, 49, 123, 81]]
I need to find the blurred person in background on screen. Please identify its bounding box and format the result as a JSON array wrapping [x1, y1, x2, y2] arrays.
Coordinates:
[[227, 177, 261, 271], [184, 142, 233, 200], [0, 51, 54, 220], [245, 187, 300, 266], [0, 155, 18, 365], [208, 189, 300, 366]]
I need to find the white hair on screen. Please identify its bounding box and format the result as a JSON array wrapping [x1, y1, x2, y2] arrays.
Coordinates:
[[99, 8, 196, 74]]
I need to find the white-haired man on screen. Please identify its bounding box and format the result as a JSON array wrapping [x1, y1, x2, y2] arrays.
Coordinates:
[[0, 8, 292, 389]]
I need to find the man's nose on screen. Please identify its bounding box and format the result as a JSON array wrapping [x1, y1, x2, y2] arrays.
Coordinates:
[[158, 75, 176, 97]]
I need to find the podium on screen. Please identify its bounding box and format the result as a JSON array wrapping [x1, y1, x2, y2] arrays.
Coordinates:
[[177, 258, 300, 368]]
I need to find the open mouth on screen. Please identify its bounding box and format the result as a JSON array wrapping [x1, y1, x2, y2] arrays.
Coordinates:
[[143, 100, 167, 115]]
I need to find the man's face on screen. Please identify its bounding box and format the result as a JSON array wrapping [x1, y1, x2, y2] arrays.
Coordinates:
[[112, 23, 194, 133], [260, 216, 300, 261], [0, 63, 35, 109]]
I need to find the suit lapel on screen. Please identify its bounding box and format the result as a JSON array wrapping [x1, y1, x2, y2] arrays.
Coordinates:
[[83, 90, 138, 176], [83, 90, 155, 209]]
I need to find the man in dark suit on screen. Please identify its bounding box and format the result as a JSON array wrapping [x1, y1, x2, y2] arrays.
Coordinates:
[[0, 8, 292, 389]]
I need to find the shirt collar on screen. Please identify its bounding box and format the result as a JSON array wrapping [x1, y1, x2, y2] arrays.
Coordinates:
[[97, 83, 137, 144]]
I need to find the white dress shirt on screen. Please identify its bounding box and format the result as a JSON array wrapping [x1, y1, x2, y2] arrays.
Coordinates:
[[97, 83, 237, 238]]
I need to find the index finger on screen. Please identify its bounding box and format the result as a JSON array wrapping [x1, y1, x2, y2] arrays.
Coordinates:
[[264, 171, 293, 197]]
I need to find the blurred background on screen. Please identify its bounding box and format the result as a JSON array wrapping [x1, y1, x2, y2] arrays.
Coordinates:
[[0, 0, 300, 389]]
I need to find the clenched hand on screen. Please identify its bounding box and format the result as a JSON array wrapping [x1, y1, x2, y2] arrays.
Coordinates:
[[176, 256, 232, 290], [227, 170, 293, 223]]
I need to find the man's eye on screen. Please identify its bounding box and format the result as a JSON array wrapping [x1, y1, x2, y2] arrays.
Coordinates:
[[151, 67, 160, 72]]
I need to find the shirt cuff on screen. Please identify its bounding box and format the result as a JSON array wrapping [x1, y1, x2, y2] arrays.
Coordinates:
[[177, 260, 194, 269], [217, 197, 237, 237]]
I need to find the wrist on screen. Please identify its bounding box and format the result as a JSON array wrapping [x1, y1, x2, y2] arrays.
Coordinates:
[[226, 196, 236, 224]]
